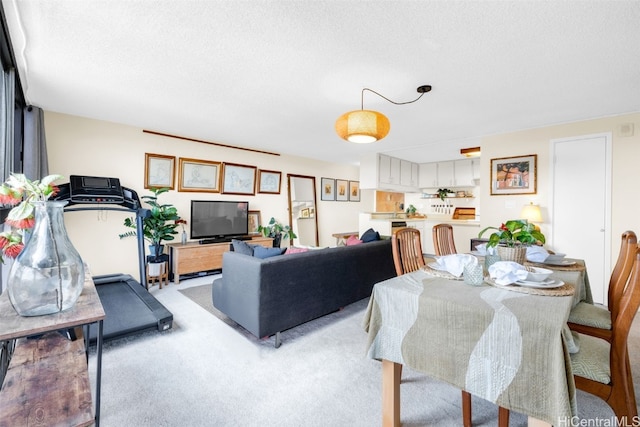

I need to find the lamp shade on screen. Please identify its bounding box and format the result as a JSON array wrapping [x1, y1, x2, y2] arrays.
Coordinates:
[[335, 110, 390, 143], [520, 202, 543, 223]]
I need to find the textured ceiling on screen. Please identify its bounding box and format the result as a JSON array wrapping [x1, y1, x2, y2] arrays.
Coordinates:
[[3, 0, 639, 165]]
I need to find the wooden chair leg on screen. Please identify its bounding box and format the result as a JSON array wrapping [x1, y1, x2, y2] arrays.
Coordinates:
[[462, 391, 472, 427], [498, 406, 510, 427]]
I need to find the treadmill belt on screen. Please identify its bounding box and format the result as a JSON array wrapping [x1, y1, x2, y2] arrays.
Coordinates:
[[88, 274, 173, 342]]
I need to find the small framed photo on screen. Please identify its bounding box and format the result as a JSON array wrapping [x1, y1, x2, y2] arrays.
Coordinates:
[[222, 162, 257, 195], [321, 177, 335, 201], [301, 208, 310, 218], [490, 154, 537, 195], [178, 158, 221, 192], [248, 210, 261, 235], [258, 169, 281, 194], [336, 179, 349, 201], [145, 153, 175, 189], [348, 180, 360, 202]]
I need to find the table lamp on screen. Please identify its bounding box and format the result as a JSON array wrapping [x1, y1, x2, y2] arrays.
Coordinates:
[[520, 202, 543, 223]]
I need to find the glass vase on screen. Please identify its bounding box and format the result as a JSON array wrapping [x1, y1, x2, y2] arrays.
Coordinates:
[[7, 201, 85, 316]]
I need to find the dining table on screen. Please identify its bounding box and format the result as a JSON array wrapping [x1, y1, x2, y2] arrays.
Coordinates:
[[362, 257, 591, 427]]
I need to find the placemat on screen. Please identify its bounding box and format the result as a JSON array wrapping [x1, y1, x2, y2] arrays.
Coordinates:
[[422, 264, 463, 280], [525, 259, 585, 272], [484, 277, 575, 296]]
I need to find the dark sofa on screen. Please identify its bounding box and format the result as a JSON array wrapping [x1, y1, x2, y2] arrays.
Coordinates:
[[212, 239, 395, 346]]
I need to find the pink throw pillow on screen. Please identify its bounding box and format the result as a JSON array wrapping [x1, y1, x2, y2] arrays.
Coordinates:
[[285, 246, 309, 255], [346, 235, 363, 246]]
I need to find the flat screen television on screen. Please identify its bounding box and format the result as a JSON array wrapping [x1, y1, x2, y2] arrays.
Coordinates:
[[190, 200, 249, 240]]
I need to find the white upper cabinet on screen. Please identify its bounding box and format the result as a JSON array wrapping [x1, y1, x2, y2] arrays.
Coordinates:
[[453, 159, 474, 187], [360, 153, 419, 191], [437, 161, 455, 187], [419, 162, 438, 188]]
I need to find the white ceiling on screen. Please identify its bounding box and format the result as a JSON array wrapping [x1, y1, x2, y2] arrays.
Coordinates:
[[3, 1, 639, 165]]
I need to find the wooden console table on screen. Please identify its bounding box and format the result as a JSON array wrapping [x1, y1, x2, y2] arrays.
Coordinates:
[[0, 273, 105, 426], [167, 236, 273, 284]]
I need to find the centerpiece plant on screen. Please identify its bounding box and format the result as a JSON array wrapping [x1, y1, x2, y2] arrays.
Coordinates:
[[119, 187, 181, 261], [478, 219, 545, 264]]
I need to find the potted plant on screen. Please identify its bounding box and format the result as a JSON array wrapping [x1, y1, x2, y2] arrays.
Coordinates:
[[478, 219, 545, 264], [119, 187, 181, 261], [405, 204, 417, 217], [437, 188, 454, 201], [257, 217, 297, 248]]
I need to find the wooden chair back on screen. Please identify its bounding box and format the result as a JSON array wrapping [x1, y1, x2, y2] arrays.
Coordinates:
[[608, 230, 638, 320], [575, 247, 640, 420], [391, 227, 425, 276], [432, 223, 457, 256]]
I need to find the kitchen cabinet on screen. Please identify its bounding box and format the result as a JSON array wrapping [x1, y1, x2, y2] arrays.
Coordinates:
[[359, 153, 420, 191], [437, 161, 455, 187], [419, 162, 438, 188]]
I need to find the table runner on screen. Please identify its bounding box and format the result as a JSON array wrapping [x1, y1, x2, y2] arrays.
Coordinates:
[[363, 270, 577, 425]]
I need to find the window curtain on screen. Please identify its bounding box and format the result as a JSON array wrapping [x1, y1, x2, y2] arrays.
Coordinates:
[[0, 68, 15, 182], [23, 105, 48, 180]]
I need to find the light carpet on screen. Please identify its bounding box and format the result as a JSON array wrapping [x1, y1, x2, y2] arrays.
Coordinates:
[[88, 275, 629, 426]]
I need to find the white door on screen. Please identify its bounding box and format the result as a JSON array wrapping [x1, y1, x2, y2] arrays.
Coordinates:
[[551, 133, 611, 304]]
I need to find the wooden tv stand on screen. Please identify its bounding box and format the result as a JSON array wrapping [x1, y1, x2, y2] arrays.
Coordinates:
[[167, 236, 273, 284]]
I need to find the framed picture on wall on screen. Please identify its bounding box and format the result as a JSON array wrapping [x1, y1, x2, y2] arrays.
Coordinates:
[[145, 153, 175, 189], [321, 177, 335, 201], [222, 162, 257, 195], [177, 157, 221, 192], [490, 154, 537, 195], [248, 210, 261, 234], [348, 180, 360, 202], [257, 169, 281, 194], [336, 179, 348, 201]]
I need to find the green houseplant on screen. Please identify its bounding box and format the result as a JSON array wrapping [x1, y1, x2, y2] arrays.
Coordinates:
[[437, 188, 454, 201], [478, 219, 545, 264], [257, 217, 297, 248], [119, 187, 181, 261]]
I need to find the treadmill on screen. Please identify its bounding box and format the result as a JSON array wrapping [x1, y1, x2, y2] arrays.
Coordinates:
[[57, 176, 173, 343]]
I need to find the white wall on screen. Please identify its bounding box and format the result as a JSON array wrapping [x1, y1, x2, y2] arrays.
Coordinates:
[[45, 112, 369, 279], [479, 112, 640, 270]]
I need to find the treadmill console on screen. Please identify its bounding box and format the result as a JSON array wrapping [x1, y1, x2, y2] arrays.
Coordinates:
[[70, 175, 124, 204]]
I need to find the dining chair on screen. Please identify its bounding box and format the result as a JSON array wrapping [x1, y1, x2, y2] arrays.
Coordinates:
[[568, 230, 638, 341], [432, 223, 457, 256], [392, 227, 507, 427], [570, 247, 640, 421], [391, 227, 425, 276]]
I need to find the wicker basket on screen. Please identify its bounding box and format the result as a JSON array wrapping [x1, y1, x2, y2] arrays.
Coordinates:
[[496, 245, 527, 264]]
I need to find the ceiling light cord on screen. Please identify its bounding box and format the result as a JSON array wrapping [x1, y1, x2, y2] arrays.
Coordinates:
[[360, 85, 432, 110]]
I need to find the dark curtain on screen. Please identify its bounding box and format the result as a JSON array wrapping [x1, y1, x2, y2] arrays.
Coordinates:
[[22, 105, 48, 179]]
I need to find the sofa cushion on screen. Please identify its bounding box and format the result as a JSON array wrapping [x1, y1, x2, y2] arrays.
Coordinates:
[[285, 246, 309, 255], [346, 235, 363, 245], [232, 239, 255, 255], [253, 246, 285, 259], [360, 228, 380, 243]]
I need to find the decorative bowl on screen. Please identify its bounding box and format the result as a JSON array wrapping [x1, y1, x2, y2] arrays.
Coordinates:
[[525, 266, 553, 282], [545, 253, 566, 263]]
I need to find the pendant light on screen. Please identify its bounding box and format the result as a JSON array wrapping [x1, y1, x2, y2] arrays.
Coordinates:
[[335, 85, 431, 143]]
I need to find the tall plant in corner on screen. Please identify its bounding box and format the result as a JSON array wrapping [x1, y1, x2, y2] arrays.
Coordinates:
[[119, 187, 181, 261]]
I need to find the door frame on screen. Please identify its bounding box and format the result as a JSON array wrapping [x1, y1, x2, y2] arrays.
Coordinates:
[[549, 132, 612, 303]]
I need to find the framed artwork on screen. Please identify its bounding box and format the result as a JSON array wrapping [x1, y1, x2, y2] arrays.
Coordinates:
[[490, 154, 537, 195], [177, 158, 221, 192], [222, 162, 257, 195], [321, 177, 335, 201], [348, 180, 360, 202], [301, 208, 310, 218], [145, 153, 175, 189], [248, 210, 261, 234], [258, 169, 281, 194], [336, 179, 349, 201]]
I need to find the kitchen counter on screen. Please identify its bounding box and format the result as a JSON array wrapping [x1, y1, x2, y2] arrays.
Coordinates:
[[359, 213, 481, 255]]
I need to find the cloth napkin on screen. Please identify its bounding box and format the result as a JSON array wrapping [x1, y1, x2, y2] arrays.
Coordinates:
[[488, 261, 529, 285], [526, 246, 549, 263], [434, 254, 478, 277], [474, 243, 497, 256]]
